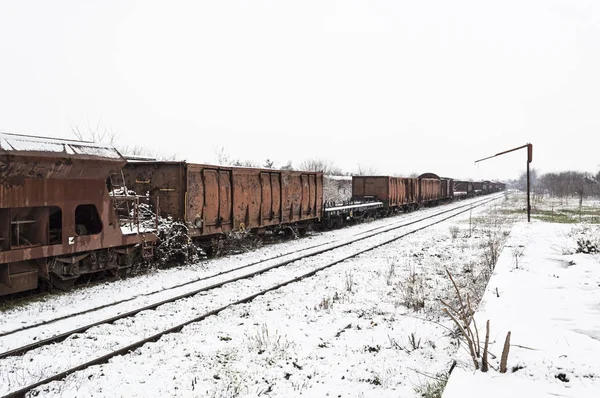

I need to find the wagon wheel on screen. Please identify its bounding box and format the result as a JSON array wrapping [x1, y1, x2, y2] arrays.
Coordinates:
[[49, 274, 76, 291]]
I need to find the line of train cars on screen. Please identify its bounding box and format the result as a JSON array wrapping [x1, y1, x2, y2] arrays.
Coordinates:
[[0, 132, 504, 296]]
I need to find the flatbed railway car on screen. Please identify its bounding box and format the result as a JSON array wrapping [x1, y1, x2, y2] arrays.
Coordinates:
[[0, 133, 156, 296]]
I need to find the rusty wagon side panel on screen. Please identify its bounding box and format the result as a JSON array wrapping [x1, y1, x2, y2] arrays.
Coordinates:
[[419, 178, 441, 204], [0, 133, 156, 296], [352, 176, 419, 209], [440, 178, 454, 201], [352, 176, 389, 204], [124, 162, 324, 238]]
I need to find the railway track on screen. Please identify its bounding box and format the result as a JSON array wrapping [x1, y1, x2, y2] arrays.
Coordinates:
[[0, 194, 497, 343], [0, 193, 503, 398]]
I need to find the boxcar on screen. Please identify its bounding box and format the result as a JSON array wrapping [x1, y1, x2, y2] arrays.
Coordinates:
[[352, 176, 419, 212], [473, 181, 484, 195], [0, 133, 156, 295], [123, 161, 323, 239]]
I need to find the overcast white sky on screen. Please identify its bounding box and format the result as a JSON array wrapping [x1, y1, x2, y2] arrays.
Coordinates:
[[0, 0, 598, 180]]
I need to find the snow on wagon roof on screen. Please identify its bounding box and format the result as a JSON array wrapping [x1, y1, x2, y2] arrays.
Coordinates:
[[0, 132, 123, 159]]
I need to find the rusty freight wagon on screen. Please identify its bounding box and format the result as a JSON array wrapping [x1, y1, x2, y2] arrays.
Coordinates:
[[418, 173, 442, 205], [473, 181, 484, 195], [122, 161, 324, 243], [441, 177, 454, 201], [418, 173, 453, 203], [0, 133, 157, 296], [351, 176, 419, 212], [453, 180, 473, 198]]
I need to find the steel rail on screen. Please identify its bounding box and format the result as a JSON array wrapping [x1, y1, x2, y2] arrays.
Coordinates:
[[2, 194, 503, 398], [0, 194, 501, 357]]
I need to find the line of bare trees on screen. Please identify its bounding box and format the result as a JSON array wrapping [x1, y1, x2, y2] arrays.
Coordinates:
[[70, 120, 380, 175], [511, 168, 600, 204]]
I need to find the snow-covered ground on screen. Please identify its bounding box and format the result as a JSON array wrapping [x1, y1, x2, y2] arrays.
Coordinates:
[[0, 194, 500, 337], [0, 195, 504, 396], [443, 222, 600, 398], [0, 194, 522, 397]]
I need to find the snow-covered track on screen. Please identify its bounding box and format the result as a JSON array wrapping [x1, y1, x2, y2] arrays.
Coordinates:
[[0, 194, 499, 358], [0, 195, 493, 341], [0, 194, 503, 398]]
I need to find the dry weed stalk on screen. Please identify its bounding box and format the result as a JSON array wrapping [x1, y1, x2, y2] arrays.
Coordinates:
[[500, 331, 511, 373], [442, 269, 511, 373], [482, 320, 490, 372]]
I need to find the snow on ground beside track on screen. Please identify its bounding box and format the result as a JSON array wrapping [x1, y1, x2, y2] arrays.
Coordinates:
[[26, 195, 521, 397], [0, 194, 502, 335], [443, 222, 600, 398]]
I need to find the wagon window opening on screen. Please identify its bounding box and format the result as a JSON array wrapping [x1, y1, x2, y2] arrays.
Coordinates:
[[75, 204, 102, 236], [49, 207, 62, 244]]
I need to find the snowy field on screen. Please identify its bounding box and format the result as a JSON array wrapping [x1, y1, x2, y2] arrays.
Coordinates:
[[508, 192, 600, 224], [444, 221, 600, 398], [0, 193, 524, 397]]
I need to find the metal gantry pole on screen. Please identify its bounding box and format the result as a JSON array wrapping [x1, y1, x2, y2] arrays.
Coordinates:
[[527, 160, 531, 222], [475, 143, 533, 222]]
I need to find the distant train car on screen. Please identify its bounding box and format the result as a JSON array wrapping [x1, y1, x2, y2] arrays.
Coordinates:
[[441, 177, 454, 201], [482, 180, 492, 195], [473, 181, 484, 195], [123, 161, 323, 241], [351, 176, 419, 212], [453, 180, 473, 198], [418, 173, 442, 205], [0, 133, 156, 296]]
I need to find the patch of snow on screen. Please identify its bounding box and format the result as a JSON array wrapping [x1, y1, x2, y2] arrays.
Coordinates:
[[443, 222, 600, 398], [0, 132, 122, 159]]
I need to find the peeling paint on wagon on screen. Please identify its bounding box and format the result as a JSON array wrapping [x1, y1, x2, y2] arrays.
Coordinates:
[[351, 176, 419, 210], [0, 133, 156, 296], [123, 161, 324, 239]]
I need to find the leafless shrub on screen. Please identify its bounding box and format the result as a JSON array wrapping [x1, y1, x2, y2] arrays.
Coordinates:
[[385, 259, 396, 286], [449, 226, 460, 239], [345, 271, 354, 292], [408, 332, 421, 351], [512, 246, 525, 269], [245, 324, 290, 354], [209, 373, 247, 398], [413, 372, 448, 398], [441, 270, 511, 373], [316, 297, 332, 310], [388, 335, 406, 352], [482, 233, 501, 271], [401, 266, 425, 311]]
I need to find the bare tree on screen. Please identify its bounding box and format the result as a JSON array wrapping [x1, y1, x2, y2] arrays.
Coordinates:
[[355, 164, 378, 176], [70, 119, 116, 144], [70, 120, 177, 161], [213, 145, 234, 166], [280, 161, 294, 171], [298, 158, 343, 175], [263, 159, 275, 169]]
